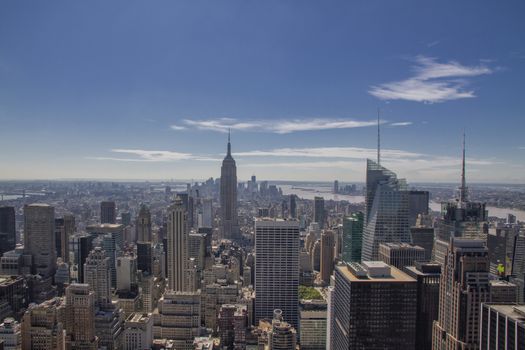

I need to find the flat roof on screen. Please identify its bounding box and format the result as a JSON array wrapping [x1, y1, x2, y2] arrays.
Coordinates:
[[485, 303, 525, 323], [336, 264, 416, 283]]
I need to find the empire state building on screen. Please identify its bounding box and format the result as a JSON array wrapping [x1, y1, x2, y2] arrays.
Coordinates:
[[220, 131, 240, 240]]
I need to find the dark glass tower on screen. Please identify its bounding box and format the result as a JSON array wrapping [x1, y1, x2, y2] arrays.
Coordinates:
[[220, 131, 239, 240]]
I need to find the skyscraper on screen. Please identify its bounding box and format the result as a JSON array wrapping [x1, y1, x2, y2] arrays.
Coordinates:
[[220, 131, 239, 240], [378, 242, 425, 270], [65, 283, 98, 350], [255, 219, 299, 328], [69, 233, 93, 283], [408, 190, 429, 227], [21, 298, 65, 350], [432, 135, 488, 266], [480, 303, 525, 350], [432, 239, 490, 349], [331, 261, 417, 350], [135, 204, 152, 243], [313, 197, 325, 228], [166, 196, 188, 292], [84, 247, 112, 308], [289, 195, 297, 219], [100, 201, 116, 224], [320, 230, 335, 284], [54, 214, 75, 262], [361, 160, 410, 261], [23, 203, 56, 277], [342, 212, 364, 263], [404, 262, 441, 350], [0, 206, 16, 257]]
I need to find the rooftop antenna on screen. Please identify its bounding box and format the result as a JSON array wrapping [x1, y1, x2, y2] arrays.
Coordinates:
[[227, 128, 231, 156], [377, 108, 381, 165], [459, 131, 468, 203]]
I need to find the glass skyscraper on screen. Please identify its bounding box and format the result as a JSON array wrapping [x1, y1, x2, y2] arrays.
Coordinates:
[[361, 159, 410, 261]]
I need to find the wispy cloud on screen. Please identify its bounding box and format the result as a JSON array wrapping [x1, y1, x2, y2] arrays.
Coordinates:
[[390, 121, 413, 127], [235, 147, 421, 159], [170, 124, 187, 130], [173, 117, 379, 134], [87, 149, 219, 162], [519, 146, 525, 150], [426, 40, 440, 48], [369, 56, 493, 103]]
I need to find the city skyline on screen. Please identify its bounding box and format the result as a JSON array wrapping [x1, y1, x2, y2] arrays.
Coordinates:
[[1, 1, 524, 183]]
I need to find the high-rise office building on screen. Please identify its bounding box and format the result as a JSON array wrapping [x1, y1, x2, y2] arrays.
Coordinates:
[[154, 290, 201, 350], [135, 204, 152, 243], [54, 214, 75, 263], [21, 298, 65, 350], [100, 201, 116, 224], [378, 242, 425, 270], [299, 309, 326, 350], [331, 261, 417, 350], [23, 203, 56, 277], [404, 262, 441, 350], [116, 255, 137, 292], [199, 199, 213, 229], [480, 303, 525, 350], [432, 239, 490, 349], [220, 131, 239, 240], [313, 197, 325, 228], [166, 196, 188, 292], [289, 195, 297, 219], [408, 190, 429, 227], [432, 136, 488, 266], [255, 219, 299, 328], [0, 317, 21, 350], [84, 247, 112, 308], [65, 283, 98, 350], [410, 225, 434, 261], [320, 230, 335, 284], [361, 160, 410, 261], [123, 312, 153, 350], [217, 304, 247, 350], [137, 242, 152, 275], [342, 212, 364, 263], [0, 206, 16, 257], [69, 233, 93, 283]]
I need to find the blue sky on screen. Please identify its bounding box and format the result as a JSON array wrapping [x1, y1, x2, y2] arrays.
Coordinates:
[[1, 1, 524, 183]]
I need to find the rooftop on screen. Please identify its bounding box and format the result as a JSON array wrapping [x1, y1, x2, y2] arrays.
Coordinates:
[[484, 303, 525, 323], [338, 262, 416, 283]]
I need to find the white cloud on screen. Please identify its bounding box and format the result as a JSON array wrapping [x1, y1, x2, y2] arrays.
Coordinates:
[[369, 56, 493, 103], [235, 147, 421, 159], [178, 117, 379, 134], [390, 122, 413, 126], [170, 124, 187, 130], [87, 149, 219, 162]]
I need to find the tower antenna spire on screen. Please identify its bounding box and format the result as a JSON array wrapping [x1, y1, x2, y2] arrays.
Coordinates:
[[377, 108, 381, 165], [459, 131, 468, 203], [227, 128, 231, 156]]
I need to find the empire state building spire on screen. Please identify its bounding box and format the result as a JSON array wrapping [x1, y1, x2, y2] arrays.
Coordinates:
[[227, 128, 231, 156], [220, 130, 239, 240]]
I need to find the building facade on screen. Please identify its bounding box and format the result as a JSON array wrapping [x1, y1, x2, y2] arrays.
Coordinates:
[[255, 219, 299, 329]]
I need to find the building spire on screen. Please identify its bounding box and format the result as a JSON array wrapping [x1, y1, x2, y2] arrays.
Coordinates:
[[459, 131, 468, 203], [227, 128, 231, 156], [377, 108, 381, 165]]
